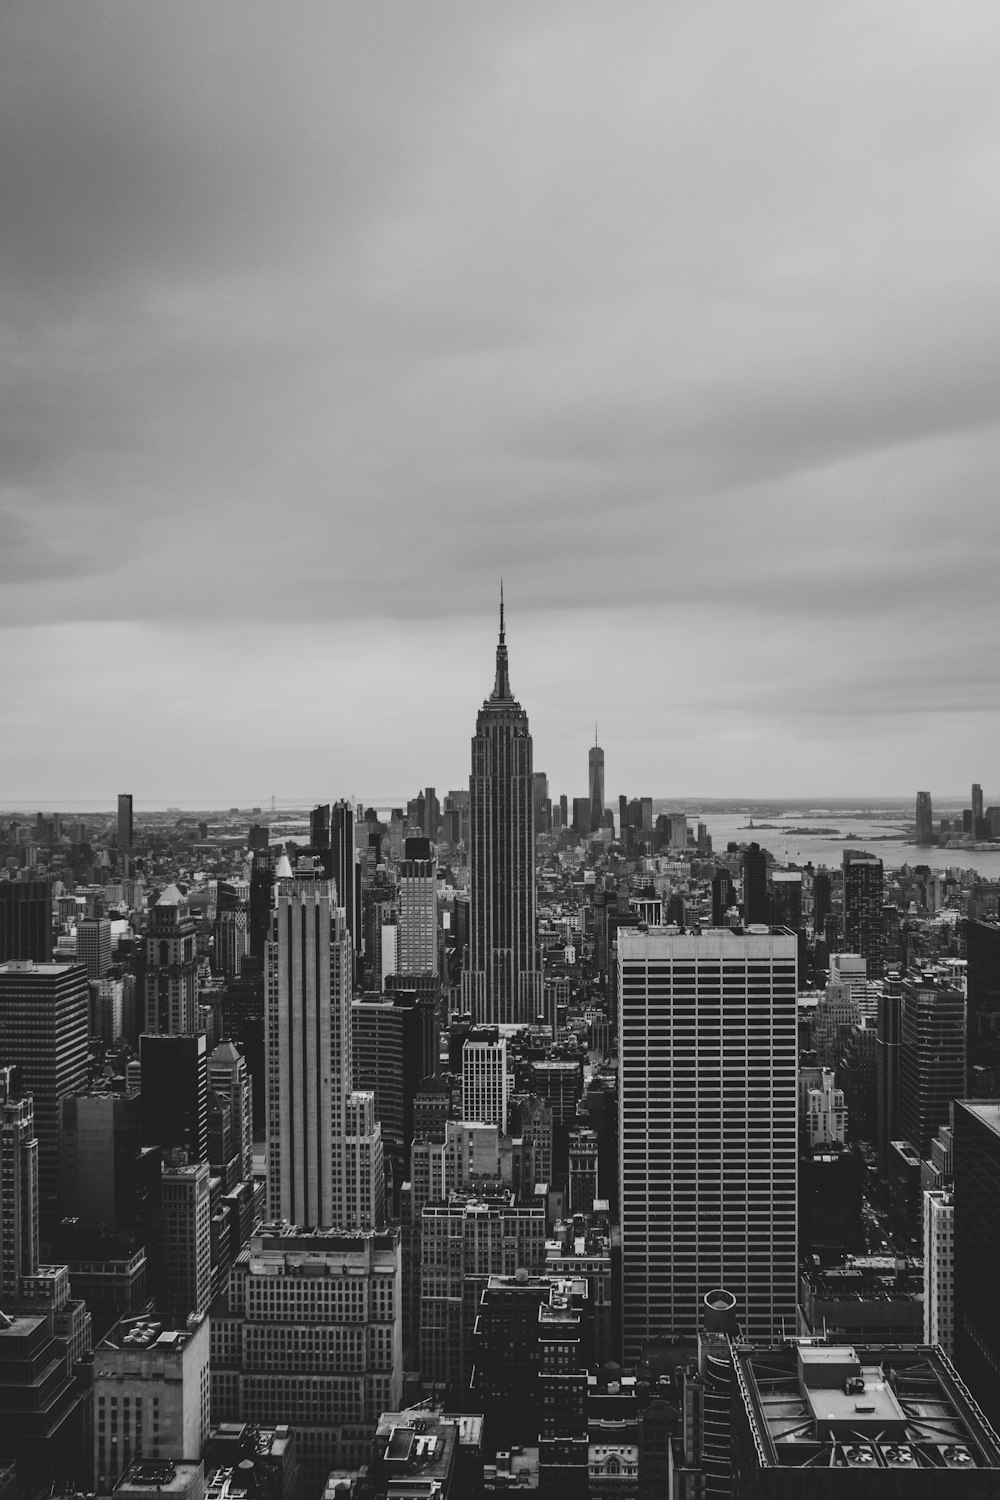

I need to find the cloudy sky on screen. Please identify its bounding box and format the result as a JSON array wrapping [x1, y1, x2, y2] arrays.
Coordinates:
[[2, 2, 998, 808]]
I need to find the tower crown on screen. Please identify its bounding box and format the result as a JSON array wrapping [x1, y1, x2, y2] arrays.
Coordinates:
[[491, 584, 513, 701]]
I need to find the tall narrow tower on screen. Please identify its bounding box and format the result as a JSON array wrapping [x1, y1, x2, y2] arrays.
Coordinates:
[[117, 792, 133, 873], [332, 800, 359, 955], [266, 857, 384, 1229], [466, 591, 540, 1024], [589, 726, 605, 833]]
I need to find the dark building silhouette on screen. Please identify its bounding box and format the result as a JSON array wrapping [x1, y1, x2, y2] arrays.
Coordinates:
[[0, 881, 52, 963], [711, 870, 735, 926], [915, 789, 934, 845], [741, 843, 768, 925], [248, 849, 276, 969], [965, 919, 1000, 1095], [812, 870, 832, 935], [843, 851, 885, 978], [954, 1099, 1000, 1432], [876, 980, 901, 1178], [332, 799, 360, 953], [309, 803, 331, 848], [140, 1031, 209, 1164], [117, 791, 133, 869], [589, 733, 605, 833]]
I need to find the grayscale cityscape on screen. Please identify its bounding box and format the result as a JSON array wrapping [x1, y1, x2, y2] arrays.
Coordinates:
[[3, 5, 1000, 1498]]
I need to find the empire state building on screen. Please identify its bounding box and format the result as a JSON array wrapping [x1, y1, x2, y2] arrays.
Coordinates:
[[464, 596, 541, 1024]]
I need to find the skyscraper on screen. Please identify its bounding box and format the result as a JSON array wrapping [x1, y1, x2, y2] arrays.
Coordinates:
[[0, 1066, 38, 1303], [462, 1034, 510, 1129], [589, 729, 605, 833], [898, 976, 966, 1158], [310, 802, 331, 848], [332, 799, 360, 955], [0, 880, 52, 964], [397, 838, 437, 975], [842, 850, 885, 978], [617, 927, 798, 1358], [915, 790, 934, 845], [954, 1100, 1000, 1429], [742, 843, 768, 924], [143, 884, 198, 1034], [466, 594, 540, 1024], [140, 1032, 209, 1164], [117, 792, 133, 871], [965, 918, 1000, 1094], [0, 961, 89, 1228], [266, 859, 383, 1229], [76, 914, 112, 981], [973, 782, 985, 836]]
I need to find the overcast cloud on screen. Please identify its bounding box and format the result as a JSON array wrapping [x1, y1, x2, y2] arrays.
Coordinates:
[[2, 2, 998, 805]]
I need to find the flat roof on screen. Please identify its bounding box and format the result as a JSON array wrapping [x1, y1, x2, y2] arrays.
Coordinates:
[[736, 1343, 1000, 1472], [958, 1101, 1000, 1138]]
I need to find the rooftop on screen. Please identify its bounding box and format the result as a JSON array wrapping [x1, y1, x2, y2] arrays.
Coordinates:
[[736, 1342, 1000, 1472], [958, 1100, 1000, 1138]]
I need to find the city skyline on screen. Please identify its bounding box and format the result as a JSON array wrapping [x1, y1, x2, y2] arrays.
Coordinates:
[[2, 6, 999, 802]]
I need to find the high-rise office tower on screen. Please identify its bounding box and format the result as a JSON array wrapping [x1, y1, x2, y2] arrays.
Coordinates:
[[158, 1157, 212, 1318], [741, 843, 768, 925], [58, 1086, 144, 1229], [118, 792, 133, 871], [531, 770, 550, 839], [208, 1040, 253, 1187], [0, 1066, 38, 1303], [398, 838, 438, 974], [617, 927, 798, 1358], [973, 782, 985, 836], [0, 960, 89, 1228], [842, 850, 885, 978], [466, 594, 540, 1024], [924, 1187, 954, 1356], [899, 976, 966, 1158], [140, 1032, 209, 1163], [711, 869, 736, 926], [266, 860, 383, 1229], [965, 918, 1000, 1094], [143, 884, 198, 1034], [310, 802, 331, 848], [589, 729, 605, 833], [876, 979, 902, 1178], [214, 886, 249, 976], [915, 790, 934, 845], [462, 1034, 510, 1129], [812, 870, 832, 934], [0, 880, 52, 963], [954, 1100, 1000, 1429], [769, 870, 803, 929], [76, 914, 112, 981], [331, 800, 359, 954], [248, 848, 276, 970]]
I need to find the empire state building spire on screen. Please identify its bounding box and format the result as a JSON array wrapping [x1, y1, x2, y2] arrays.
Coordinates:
[[492, 582, 513, 701], [464, 592, 542, 1024]]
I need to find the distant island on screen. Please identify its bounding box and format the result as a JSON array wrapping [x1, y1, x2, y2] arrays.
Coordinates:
[[739, 823, 840, 835]]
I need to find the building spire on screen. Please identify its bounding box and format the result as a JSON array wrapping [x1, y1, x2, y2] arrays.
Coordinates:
[[491, 582, 512, 700]]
